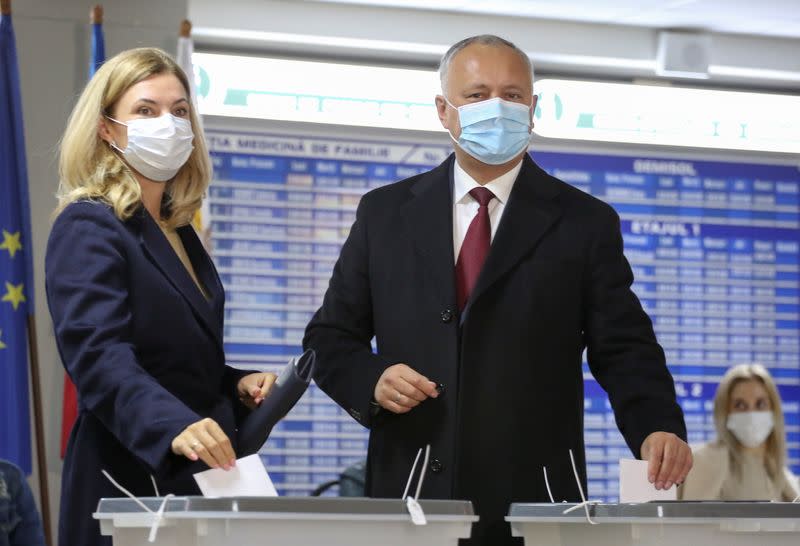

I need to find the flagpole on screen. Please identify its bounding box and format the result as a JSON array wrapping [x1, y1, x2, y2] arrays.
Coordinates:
[[178, 19, 213, 250], [27, 314, 52, 546], [91, 4, 102, 25], [180, 18, 191, 38]]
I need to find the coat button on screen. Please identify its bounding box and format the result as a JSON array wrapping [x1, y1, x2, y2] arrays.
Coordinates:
[[440, 309, 453, 323], [429, 458, 444, 473]]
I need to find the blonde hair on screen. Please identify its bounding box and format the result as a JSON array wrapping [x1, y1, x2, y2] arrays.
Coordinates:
[[712, 363, 788, 481], [57, 47, 211, 229]]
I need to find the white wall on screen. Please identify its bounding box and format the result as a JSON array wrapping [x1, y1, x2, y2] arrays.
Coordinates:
[[11, 0, 187, 541]]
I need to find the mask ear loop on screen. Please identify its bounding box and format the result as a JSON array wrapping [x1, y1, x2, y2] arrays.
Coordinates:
[[440, 95, 462, 146], [103, 116, 127, 154], [561, 449, 599, 525], [105, 115, 128, 127]]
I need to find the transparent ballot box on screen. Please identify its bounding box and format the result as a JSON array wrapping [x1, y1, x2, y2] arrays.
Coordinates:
[[95, 496, 477, 546], [507, 502, 800, 546]]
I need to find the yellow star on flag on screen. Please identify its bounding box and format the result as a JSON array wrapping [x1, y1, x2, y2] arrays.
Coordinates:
[[0, 230, 22, 258], [2, 282, 26, 311], [0, 330, 6, 350]]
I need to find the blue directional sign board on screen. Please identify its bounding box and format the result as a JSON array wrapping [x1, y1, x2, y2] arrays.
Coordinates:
[[206, 128, 799, 501]]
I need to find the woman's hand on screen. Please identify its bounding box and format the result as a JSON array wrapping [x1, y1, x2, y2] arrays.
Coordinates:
[[171, 418, 236, 470], [237, 372, 278, 409]]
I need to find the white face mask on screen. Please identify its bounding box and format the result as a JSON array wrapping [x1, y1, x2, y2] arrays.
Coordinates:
[[726, 410, 774, 448], [106, 114, 194, 182]]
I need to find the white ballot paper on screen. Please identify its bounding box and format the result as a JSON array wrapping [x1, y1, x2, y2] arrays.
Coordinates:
[[619, 458, 677, 503], [193, 454, 278, 497]]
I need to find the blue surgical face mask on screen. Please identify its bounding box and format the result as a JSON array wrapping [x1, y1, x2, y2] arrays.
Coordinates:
[[445, 96, 532, 165]]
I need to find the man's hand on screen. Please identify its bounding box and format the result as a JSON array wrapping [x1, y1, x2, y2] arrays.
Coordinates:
[[374, 363, 439, 414], [640, 431, 693, 490]]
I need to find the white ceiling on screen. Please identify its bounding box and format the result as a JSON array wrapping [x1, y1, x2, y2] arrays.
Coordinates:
[[306, 0, 800, 39]]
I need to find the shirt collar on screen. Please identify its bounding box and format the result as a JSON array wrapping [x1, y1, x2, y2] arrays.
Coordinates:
[[453, 158, 523, 205]]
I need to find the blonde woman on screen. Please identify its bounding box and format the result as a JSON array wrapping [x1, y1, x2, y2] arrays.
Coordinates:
[[46, 48, 276, 546], [680, 364, 799, 501]]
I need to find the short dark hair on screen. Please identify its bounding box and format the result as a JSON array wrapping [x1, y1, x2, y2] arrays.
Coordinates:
[[438, 34, 534, 94]]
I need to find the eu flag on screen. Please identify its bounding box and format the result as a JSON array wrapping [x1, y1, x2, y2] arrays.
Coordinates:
[[0, 9, 34, 473]]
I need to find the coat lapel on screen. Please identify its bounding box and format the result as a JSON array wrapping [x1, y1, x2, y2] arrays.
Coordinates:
[[401, 156, 457, 307], [463, 155, 563, 319], [137, 210, 224, 349], [178, 225, 225, 327]]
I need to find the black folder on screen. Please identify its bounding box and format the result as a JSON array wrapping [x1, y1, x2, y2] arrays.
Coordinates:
[[237, 349, 316, 456]]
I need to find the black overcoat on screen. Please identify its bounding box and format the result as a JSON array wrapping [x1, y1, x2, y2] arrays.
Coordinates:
[[304, 154, 686, 545]]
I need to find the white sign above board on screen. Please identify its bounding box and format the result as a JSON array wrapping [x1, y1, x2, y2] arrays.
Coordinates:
[[193, 53, 800, 154]]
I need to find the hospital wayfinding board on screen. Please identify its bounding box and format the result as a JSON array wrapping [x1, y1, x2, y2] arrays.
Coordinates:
[[205, 128, 799, 500]]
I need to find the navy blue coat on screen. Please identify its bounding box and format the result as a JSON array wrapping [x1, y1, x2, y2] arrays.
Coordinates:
[[305, 154, 687, 545], [46, 201, 249, 546]]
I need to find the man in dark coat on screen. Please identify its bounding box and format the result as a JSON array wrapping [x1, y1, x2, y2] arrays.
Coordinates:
[[304, 34, 692, 546]]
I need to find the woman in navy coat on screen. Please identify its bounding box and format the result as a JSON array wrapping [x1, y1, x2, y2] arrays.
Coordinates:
[[45, 48, 275, 546]]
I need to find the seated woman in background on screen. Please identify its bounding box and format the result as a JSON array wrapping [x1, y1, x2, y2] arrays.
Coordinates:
[[0, 459, 46, 546], [680, 364, 799, 501]]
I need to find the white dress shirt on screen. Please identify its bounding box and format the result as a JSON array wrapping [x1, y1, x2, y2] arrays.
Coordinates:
[[452, 159, 523, 262]]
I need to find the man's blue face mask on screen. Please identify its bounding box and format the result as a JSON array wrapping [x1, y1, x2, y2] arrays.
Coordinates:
[[445, 96, 532, 165]]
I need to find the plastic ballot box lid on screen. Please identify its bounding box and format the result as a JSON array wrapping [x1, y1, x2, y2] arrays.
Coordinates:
[[507, 502, 800, 546], [95, 497, 478, 546], [507, 501, 800, 523], [95, 496, 476, 520]]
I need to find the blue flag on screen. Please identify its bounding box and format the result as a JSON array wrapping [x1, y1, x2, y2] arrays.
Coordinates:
[[0, 10, 34, 474], [90, 20, 105, 77]]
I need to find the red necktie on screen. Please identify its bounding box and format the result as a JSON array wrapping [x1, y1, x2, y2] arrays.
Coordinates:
[[456, 187, 496, 310]]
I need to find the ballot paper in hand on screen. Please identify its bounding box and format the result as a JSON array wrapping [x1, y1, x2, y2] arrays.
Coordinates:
[[619, 458, 677, 503], [193, 454, 278, 497], [237, 349, 316, 456]]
